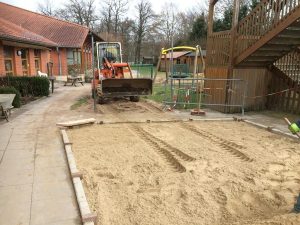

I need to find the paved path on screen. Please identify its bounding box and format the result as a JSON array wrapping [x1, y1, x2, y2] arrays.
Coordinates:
[[0, 85, 90, 225]]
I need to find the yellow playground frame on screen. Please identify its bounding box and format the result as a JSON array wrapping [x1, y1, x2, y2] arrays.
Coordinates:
[[154, 45, 205, 82]]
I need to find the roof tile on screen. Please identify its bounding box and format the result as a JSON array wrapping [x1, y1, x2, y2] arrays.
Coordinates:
[[0, 2, 93, 48], [0, 18, 56, 47]]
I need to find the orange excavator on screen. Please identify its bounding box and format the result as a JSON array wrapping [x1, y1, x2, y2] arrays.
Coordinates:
[[92, 42, 152, 104]]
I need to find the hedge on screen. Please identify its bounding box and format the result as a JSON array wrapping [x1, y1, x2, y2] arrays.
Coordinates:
[[0, 86, 21, 108], [0, 76, 50, 97]]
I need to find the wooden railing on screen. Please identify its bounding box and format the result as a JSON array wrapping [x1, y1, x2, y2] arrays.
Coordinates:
[[206, 31, 231, 67], [235, 0, 300, 57], [274, 49, 300, 84]]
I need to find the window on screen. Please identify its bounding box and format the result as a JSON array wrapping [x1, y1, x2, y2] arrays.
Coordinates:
[[67, 49, 81, 75], [176, 59, 181, 64], [21, 49, 29, 76], [34, 49, 41, 75], [67, 49, 81, 65], [3, 46, 14, 76]]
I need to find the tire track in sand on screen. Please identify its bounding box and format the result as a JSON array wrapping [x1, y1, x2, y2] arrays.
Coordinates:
[[130, 125, 186, 173], [140, 128, 196, 162], [180, 123, 253, 162]]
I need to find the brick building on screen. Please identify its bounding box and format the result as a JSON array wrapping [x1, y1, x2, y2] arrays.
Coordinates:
[[0, 2, 103, 78]]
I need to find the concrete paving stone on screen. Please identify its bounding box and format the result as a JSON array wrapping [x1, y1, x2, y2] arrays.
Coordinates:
[[35, 148, 65, 158], [13, 123, 38, 128], [35, 155, 67, 169], [34, 166, 70, 183], [0, 144, 7, 151], [0, 184, 32, 204], [0, 168, 34, 186], [0, 143, 7, 151], [43, 218, 82, 225], [36, 139, 63, 149], [32, 180, 74, 201], [0, 135, 11, 150], [0, 156, 34, 171], [0, 128, 12, 136], [6, 141, 35, 151], [3, 148, 35, 160], [0, 150, 4, 159], [30, 197, 80, 225], [11, 130, 37, 136], [9, 135, 36, 143], [0, 201, 31, 225], [0, 135, 11, 143], [9, 133, 34, 138]]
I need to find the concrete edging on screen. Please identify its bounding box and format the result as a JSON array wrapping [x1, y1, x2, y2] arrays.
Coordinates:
[[242, 119, 299, 141], [96, 117, 234, 125], [61, 129, 97, 225]]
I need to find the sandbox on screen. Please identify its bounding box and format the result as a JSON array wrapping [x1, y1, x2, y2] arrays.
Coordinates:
[[68, 121, 300, 225]]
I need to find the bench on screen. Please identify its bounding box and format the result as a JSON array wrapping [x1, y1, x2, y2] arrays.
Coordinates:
[[0, 94, 16, 122], [64, 76, 84, 87]]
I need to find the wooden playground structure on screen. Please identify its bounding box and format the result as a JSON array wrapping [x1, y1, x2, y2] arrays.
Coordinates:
[[206, 0, 300, 113]]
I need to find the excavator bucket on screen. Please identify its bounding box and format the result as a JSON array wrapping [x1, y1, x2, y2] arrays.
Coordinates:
[[99, 78, 152, 97]]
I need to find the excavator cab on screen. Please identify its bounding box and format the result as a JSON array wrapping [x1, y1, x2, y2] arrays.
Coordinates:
[[94, 42, 152, 103]]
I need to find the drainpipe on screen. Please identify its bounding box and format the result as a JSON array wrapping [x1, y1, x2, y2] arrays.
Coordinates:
[[56, 47, 62, 75]]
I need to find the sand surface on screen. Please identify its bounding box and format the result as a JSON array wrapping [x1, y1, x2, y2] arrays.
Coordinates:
[[68, 101, 300, 225]]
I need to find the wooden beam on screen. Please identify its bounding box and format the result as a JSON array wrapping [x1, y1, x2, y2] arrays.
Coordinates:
[[280, 29, 300, 37], [252, 50, 288, 57], [260, 44, 294, 51], [246, 55, 279, 61], [269, 37, 300, 45]]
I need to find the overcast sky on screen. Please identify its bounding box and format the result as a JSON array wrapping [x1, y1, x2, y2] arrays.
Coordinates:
[[0, 0, 205, 15]]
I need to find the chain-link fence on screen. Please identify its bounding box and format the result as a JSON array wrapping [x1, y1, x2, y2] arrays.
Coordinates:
[[163, 77, 247, 114], [130, 64, 153, 79]]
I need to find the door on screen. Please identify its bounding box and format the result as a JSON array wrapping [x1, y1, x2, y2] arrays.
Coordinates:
[[21, 49, 29, 76]]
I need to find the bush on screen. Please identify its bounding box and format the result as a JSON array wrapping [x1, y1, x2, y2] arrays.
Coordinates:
[[0, 76, 49, 97], [0, 86, 21, 108]]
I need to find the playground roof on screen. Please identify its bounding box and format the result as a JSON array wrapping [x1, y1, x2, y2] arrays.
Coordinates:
[[161, 51, 191, 59], [186, 50, 207, 57]]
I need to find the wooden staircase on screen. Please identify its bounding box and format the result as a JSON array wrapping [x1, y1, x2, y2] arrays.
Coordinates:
[[234, 0, 300, 67], [206, 0, 300, 113]]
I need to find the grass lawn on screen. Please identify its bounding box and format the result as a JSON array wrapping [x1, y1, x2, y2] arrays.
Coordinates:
[[144, 82, 203, 109], [70, 96, 89, 110]]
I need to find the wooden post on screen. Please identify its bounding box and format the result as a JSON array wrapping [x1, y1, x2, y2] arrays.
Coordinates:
[[81, 45, 85, 74], [199, 46, 205, 73], [207, 0, 217, 36], [193, 46, 199, 78], [228, 0, 240, 74], [153, 48, 163, 83], [165, 54, 168, 83], [226, 0, 240, 112]]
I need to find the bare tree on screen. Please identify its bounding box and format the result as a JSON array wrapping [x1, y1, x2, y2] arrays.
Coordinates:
[[99, 0, 128, 34], [133, 0, 156, 63], [158, 3, 178, 47], [56, 0, 98, 28], [100, 0, 114, 34], [37, 0, 56, 16], [111, 0, 128, 33]]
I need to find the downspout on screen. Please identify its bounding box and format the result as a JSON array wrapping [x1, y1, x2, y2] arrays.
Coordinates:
[[56, 47, 62, 75]]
